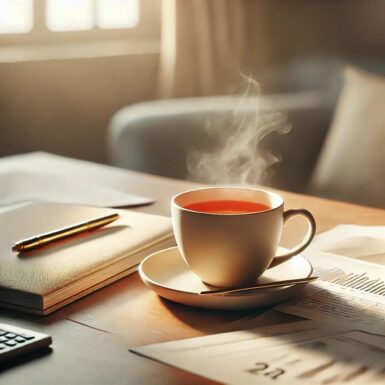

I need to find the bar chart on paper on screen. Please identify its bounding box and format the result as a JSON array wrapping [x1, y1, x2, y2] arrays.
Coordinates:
[[303, 251, 385, 295], [277, 252, 385, 332], [313, 265, 385, 295]]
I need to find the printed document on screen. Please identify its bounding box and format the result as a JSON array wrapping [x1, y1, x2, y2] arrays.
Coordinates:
[[276, 225, 385, 334], [132, 320, 385, 385]]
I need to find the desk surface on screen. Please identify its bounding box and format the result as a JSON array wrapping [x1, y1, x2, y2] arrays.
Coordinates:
[[1, 152, 385, 384]]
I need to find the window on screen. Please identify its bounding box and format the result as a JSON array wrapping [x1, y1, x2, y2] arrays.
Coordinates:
[[0, 0, 33, 34], [0, 0, 160, 63], [0, 0, 163, 52], [0, 0, 139, 34]]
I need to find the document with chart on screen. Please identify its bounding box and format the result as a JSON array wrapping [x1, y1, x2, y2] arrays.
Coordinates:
[[276, 225, 385, 335], [132, 320, 385, 385]]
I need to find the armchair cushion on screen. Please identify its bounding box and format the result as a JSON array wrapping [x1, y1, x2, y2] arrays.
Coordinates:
[[310, 67, 385, 208]]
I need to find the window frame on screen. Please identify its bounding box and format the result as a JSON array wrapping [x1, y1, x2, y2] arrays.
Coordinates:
[[0, 0, 160, 47]]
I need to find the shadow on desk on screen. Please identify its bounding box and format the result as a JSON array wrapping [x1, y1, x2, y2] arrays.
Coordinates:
[[0, 347, 53, 373], [159, 297, 271, 334]]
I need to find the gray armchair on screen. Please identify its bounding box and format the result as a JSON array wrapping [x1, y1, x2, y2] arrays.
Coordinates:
[[107, 55, 385, 208], [107, 91, 333, 194]]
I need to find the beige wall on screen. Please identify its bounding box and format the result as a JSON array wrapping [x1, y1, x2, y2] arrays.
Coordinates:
[[241, 0, 385, 76], [0, 53, 159, 163]]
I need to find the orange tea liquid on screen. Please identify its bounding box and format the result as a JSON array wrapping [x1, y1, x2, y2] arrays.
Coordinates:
[[183, 200, 270, 214]]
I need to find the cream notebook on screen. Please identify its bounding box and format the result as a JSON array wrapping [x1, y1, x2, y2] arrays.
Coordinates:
[[0, 202, 174, 315]]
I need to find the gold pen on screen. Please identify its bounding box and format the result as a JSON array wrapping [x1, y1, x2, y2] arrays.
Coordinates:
[[12, 213, 120, 252]]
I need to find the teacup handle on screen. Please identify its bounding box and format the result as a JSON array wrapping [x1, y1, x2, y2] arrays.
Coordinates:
[[269, 209, 316, 268]]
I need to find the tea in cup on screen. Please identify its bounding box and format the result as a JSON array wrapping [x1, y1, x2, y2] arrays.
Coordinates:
[[171, 187, 316, 288]]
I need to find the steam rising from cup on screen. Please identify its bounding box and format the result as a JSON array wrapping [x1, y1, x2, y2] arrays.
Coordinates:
[[187, 76, 291, 186]]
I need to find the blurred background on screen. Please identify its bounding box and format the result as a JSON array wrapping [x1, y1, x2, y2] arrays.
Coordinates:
[[0, 0, 160, 161], [1, 0, 385, 206]]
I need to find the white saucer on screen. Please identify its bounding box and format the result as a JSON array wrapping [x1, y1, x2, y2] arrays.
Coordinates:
[[139, 246, 313, 311]]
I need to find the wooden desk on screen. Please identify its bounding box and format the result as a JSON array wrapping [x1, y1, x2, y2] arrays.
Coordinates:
[[1, 153, 384, 384]]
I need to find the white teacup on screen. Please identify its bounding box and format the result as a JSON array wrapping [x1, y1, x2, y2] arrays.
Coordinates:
[[171, 187, 316, 288]]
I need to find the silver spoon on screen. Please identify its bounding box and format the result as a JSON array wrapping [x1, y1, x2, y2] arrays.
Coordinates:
[[199, 276, 318, 296]]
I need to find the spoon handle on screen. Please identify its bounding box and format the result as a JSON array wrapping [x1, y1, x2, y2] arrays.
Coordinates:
[[199, 276, 318, 296]]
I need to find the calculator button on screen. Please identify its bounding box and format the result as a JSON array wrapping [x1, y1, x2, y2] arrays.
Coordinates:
[[15, 337, 26, 343], [0, 331, 6, 336], [5, 333, 16, 339], [5, 340, 17, 347], [0, 344, 7, 350], [19, 334, 35, 340], [0, 336, 7, 343]]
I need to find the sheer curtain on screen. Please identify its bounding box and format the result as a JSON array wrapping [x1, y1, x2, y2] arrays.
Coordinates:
[[158, 0, 247, 98]]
